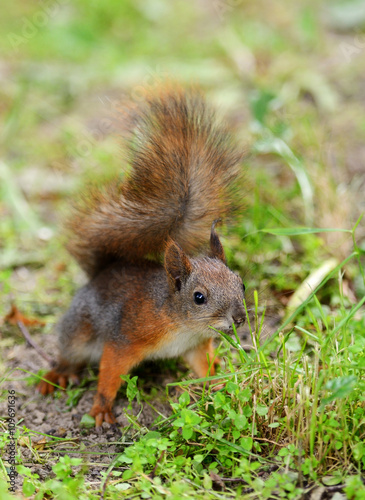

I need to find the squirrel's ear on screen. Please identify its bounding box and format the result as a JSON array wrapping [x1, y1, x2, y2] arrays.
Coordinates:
[[164, 239, 192, 291], [210, 220, 226, 264]]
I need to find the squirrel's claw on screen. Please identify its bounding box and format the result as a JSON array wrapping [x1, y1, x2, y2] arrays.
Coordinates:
[[37, 380, 54, 395], [37, 370, 78, 395], [95, 411, 116, 427], [37, 370, 62, 395], [89, 404, 116, 427]]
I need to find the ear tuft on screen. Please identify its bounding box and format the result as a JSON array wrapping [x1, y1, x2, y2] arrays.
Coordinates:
[[164, 239, 192, 291], [210, 220, 226, 263]]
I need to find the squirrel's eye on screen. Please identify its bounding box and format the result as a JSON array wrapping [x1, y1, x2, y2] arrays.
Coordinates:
[[242, 283, 246, 293], [194, 291, 206, 305]]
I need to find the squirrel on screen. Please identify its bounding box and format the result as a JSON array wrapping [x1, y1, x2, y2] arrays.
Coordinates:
[[37, 86, 246, 427]]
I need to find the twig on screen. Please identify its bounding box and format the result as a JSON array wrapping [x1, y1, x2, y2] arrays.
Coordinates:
[[220, 478, 248, 484], [17, 320, 56, 368], [100, 467, 114, 500], [149, 450, 165, 479], [326, 484, 346, 493], [254, 437, 283, 446], [257, 464, 280, 476]]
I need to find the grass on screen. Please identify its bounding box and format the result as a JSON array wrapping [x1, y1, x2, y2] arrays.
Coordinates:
[[1, 0, 365, 498]]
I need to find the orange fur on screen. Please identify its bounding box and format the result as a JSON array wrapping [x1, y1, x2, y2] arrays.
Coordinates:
[[183, 338, 219, 379], [89, 300, 176, 426], [89, 342, 146, 426]]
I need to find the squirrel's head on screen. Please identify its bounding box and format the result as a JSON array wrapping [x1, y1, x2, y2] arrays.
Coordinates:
[[164, 224, 246, 336]]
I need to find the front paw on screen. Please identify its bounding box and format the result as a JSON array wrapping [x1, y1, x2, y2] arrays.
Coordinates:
[[89, 403, 116, 427]]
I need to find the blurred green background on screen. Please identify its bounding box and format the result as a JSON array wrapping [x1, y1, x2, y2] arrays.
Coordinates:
[[0, 0, 364, 321]]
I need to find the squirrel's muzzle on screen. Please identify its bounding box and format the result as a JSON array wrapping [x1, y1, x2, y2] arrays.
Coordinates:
[[233, 315, 245, 328], [232, 302, 246, 329]]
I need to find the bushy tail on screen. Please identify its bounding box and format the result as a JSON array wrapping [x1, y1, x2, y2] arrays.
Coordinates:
[[66, 87, 243, 277]]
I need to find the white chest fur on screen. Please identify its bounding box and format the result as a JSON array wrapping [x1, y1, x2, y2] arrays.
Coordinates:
[[146, 325, 213, 361]]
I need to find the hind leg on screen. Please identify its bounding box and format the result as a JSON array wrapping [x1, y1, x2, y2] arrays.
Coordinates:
[[37, 319, 97, 395]]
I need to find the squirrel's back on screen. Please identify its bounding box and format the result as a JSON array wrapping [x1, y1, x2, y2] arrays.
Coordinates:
[[66, 87, 243, 277]]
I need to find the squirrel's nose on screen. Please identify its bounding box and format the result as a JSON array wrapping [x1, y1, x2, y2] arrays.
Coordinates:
[[233, 315, 245, 327]]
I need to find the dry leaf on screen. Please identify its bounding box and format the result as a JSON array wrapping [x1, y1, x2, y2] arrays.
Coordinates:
[[4, 304, 45, 327]]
